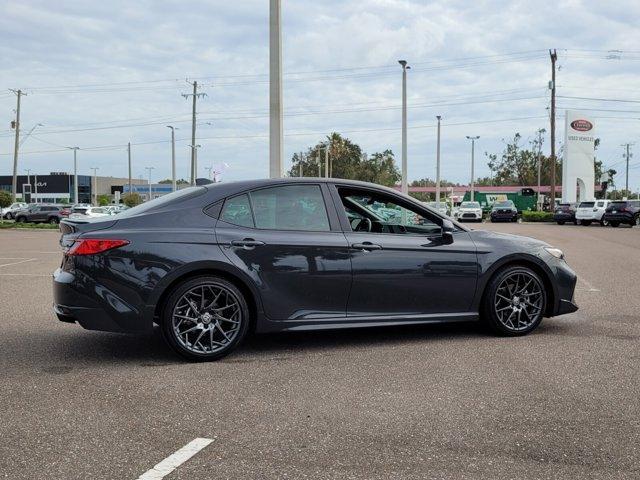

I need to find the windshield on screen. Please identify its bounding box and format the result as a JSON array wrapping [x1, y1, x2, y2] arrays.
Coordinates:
[[460, 202, 480, 208], [116, 186, 206, 218], [493, 201, 514, 208], [579, 202, 595, 208]]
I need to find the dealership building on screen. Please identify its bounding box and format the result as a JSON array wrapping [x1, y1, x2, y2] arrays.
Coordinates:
[[0, 172, 147, 204]]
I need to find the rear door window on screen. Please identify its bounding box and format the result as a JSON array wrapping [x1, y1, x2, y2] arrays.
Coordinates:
[[579, 202, 594, 208], [250, 185, 330, 231], [220, 194, 254, 228]]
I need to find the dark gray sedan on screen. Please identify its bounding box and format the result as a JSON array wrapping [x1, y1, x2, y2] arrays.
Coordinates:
[[53, 179, 578, 361]]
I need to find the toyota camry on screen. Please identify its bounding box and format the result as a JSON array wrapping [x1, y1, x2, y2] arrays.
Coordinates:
[[53, 179, 578, 361]]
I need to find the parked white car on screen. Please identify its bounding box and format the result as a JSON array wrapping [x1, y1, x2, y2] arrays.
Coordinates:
[[69, 206, 112, 219], [576, 199, 610, 226], [1, 202, 28, 219], [454, 201, 483, 222], [424, 201, 451, 216]]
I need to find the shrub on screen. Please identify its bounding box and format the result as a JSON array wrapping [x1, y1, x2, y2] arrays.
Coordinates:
[[122, 192, 143, 207], [0, 190, 11, 209], [522, 211, 554, 222]]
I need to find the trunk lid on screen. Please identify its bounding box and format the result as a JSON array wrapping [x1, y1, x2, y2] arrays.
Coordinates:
[[59, 218, 118, 249]]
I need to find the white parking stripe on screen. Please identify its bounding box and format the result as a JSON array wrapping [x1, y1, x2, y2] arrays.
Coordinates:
[[136, 438, 213, 480], [0, 258, 36, 268], [577, 276, 600, 292]]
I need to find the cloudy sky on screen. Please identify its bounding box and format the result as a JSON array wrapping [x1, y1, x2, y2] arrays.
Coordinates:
[[1, 0, 639, 190]]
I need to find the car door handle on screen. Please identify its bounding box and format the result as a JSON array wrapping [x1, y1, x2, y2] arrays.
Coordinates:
[[230, 238, 265, 249], [351, 242, 382, 251]]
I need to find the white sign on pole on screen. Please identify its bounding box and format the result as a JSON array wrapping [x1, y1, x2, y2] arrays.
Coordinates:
[[562, 110, 596, 202]]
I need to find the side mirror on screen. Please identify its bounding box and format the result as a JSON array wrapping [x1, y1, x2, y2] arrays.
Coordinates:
[[441, 218, 455, 244]]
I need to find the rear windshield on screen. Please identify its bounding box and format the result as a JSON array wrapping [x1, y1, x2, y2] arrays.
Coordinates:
[[116, 187, 206, 218], [579, 202, 594, 208], [610, 201, 628, 207]]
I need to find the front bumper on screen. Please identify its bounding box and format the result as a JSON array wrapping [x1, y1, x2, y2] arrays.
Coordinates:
[[548, 259, 579, 317], [553, 213, 575, 222], [603, 213, 633, 224], [457, 211, 483, 221], [53, 267, 150, 333], [490, 211, 517, 221]]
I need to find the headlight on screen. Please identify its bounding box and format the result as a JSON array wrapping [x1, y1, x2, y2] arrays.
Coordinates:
[[544, 247, 564, 260]]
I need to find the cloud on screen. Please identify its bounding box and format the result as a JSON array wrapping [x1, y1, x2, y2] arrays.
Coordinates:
[[0, 0, 638, 190]]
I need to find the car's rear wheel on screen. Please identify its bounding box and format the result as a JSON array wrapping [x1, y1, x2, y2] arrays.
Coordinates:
[[633, 215, 640, 227], [600, 218, 609, 227], [581, 220, 591, 226], [160, 276, 249, 361], [557, 221, 565, 225], [16, 216, 26, 223], [482, 266, 546, 336], [5, 212, 13, 219], [48, 217, 59, 224]]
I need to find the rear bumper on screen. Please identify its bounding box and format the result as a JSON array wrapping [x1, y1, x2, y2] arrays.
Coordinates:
[[603, 213, 633, 223], [553, 213, 575, 222], [52, 267, 150, 333]]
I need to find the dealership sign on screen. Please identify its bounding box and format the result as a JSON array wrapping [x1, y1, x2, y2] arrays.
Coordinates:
[[562, 110, 595, 203]]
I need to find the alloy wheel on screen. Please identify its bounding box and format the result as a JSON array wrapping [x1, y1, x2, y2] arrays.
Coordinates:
[[494, 271, 544, 332], [171, 283, 242, 354]]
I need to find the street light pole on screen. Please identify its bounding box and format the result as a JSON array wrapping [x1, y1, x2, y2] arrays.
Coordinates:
[[167, 126, 177, 192], [399, 60, 410, 194], [435, 115, 442, 206], [269, 0, 284, 178], [69, 147, 79, 204], [466, 136, 480, 201], [90, 167, 99, 205], [145, 166, 155, 201]]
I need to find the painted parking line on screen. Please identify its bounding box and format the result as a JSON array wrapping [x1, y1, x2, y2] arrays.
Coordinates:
[[0, 258, 36, 268], [577, 276, 600, 292], [136, 438, 214, 480]]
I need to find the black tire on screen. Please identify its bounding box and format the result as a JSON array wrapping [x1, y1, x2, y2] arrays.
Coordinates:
[[48, 216, 59, 225], [16, 216, 26, 223], [581, 220, 591, 226], [5, 212, 13, 220], [610, 221, 619, 228], [633, 215, 640, 227], [160, 276, 250, 361], [600, 218, 609, 227], [481, 265, 547, 336], [557, 221, 565, 225]]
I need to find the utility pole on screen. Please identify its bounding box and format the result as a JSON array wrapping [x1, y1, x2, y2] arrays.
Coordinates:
[[127, 142, 132, 198], [183, 81, 206, 185], [167, 126, 177, 191], [205, 166, 213, 181], [536, 130, 543, 210], [435, 115, 442, 206], [10, 89, 25, 201], [69, 147, 79, 204], [145, 167, 155, 201], [466, 136, 480, 201], [549, 49, 558, 207], [622, 143, 634, 195], [399, 60, 410, 194], [299, 152, 303, 177], [190, 144, 201, 181], [269, 0, 284, 178], [324, 147, 329, 178], [90, 167, 99, 205], [316, 152, 321, 177]]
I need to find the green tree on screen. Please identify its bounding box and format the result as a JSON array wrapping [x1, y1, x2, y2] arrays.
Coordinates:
[[0, 190, 12, 209], [287, 133, 400, 187], [97, 194, 110, 206], [122, 192, 142, 207]]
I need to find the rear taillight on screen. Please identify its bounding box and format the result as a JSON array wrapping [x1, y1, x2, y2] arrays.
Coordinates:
[[67, 239, 129, 256]]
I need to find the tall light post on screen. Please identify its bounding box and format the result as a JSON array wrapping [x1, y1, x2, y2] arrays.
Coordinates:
[[190, 144, 201, 181], [167, 126, 177, 192], [399, 60, 410, 194], [68, 147, 79, 204], [269, 0, 283, 178], [435, 115, 442, 206], [90, 167, 99, 205], [145, 166, 155, 201], [466, 136, 480, 201]]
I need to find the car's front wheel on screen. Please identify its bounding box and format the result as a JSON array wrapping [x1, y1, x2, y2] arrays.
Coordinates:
[[15, 216, 26, 223], [160, 276, 250, 361], [48, 217, 59, 224], [600, 218, 609, 227], [5, 212, 13, 219], [482, 265, 547, 336]]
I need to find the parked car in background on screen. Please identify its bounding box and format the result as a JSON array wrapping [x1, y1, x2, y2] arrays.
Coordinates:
[[576, 200, 610, 226], [14, 204, 70, 224], [1, 202, 28, 219], [425, 201, 451, 216], [603, 200, 640, 227], [69, 206, 112, 219], [454, 201, 483, 222], [553, 203, 578, 225], [490, 200, 518, 222]]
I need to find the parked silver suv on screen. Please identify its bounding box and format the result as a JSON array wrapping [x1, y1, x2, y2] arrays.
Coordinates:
[[576, 199, 610, 226]]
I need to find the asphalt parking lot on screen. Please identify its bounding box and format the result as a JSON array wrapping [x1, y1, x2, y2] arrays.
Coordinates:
[[0, 223, 638, 479]]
